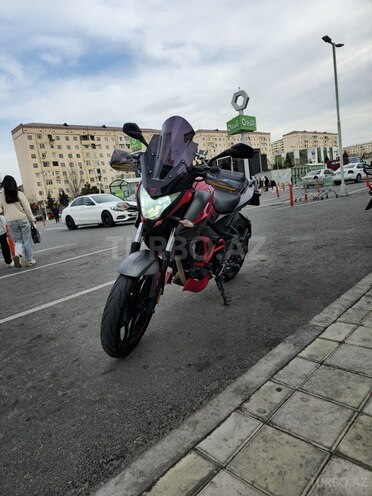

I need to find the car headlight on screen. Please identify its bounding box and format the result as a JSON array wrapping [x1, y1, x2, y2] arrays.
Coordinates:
[[139, 185, 180, 220], [110, 203, 128, 212]]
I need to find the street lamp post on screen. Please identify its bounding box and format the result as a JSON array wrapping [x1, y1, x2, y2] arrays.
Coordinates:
[[322, 35, 347, 196]]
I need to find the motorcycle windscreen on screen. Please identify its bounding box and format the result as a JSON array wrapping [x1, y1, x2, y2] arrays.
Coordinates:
[[140, 116, 197, 198]]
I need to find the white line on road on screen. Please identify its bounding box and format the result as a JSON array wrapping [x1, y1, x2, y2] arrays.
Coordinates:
[[0, 280, 116, 325], [45, 227, 66, 231], [0, 247, 114, 280], [33, 244, 74, 254]]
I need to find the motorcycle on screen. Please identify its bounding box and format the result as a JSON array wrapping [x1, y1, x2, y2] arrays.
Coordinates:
[[364, 167, 372, 210], [100, 116, 260, 358]]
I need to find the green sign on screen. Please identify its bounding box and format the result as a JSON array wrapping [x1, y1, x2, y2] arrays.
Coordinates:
[[131, 138, 142, 152], [226, 114, 257, 135]]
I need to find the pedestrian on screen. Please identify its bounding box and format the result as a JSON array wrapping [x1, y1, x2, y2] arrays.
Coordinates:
[[270, 179, 276, 190], [52, 206, 60, 223], [0, 214, 14, 267], [259, 178, 263, 190], [0, 175, 36, 268], [264, 176, 270, 191]]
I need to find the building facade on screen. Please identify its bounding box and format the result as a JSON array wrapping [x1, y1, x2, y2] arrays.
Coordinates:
[[12, 122, 272, 203], [343, 140, 372, 159], [272, 130, 338, 168], [11, 123, 157, 204]]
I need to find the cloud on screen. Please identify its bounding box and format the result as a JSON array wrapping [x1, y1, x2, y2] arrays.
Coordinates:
[[1, 0, 372, 183]]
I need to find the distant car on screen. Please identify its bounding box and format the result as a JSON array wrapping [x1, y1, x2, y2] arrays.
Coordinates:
[[61, 194, 137, 230], [333, 163, 367, 184], [301, 168, 335, 186]]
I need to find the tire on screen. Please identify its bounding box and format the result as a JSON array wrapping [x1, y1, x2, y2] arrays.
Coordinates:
[[355, 174, 362, 183], [222, 217, 251, 281], [65, 216, 77, 230], [102, 210, 114, 227], [100, 275, 153, 358]]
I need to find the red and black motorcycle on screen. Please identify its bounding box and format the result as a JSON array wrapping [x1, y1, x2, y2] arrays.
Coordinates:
[[100, 116, 260, 358], [364, 167, 372, 210]]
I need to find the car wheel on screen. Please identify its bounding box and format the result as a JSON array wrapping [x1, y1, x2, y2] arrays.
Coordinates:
[[102, 211, 114, 227], [355, 174, 362, 183], [65, 216, 77, 230]]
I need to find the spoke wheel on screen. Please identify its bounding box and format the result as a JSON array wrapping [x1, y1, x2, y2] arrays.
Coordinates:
[[101, 275, 153, 358]]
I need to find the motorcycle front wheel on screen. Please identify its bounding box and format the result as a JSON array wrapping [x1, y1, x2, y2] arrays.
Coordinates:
[[100, 275, 153, 358]]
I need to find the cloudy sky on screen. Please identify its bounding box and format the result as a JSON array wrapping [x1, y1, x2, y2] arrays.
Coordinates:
[[1, 0, 371, 182]]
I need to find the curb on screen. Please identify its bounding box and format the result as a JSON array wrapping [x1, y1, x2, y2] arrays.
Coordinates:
[[92, 272, 372, 496]]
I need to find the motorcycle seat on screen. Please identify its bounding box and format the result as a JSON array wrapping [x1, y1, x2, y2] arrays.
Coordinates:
[[213, 189, 240, 213]]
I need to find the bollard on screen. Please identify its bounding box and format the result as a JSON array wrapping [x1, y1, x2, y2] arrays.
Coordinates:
[[282, 183, 285, 192], [289, 184, 294, 207], [304, 184, 308, 202], [275, 184, 280, 198]]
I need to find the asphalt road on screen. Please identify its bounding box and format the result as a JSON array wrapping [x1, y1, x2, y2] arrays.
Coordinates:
[[0, 183, 371, 496]]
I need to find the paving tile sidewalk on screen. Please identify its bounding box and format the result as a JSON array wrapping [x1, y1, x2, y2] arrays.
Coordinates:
[[144, 288, 372, 496]]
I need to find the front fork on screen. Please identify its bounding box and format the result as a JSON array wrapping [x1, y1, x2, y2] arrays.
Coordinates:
[[131, 222, 177, 309]]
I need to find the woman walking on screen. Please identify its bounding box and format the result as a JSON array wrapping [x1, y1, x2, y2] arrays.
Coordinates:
[[0, 175, 36, 268]]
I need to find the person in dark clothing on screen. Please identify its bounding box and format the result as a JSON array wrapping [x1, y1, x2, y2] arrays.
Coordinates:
[[264, 176, 270, 191], [52, 206, 60, 223]]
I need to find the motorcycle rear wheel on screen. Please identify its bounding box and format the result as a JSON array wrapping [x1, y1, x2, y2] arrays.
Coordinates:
[[100, 275, 153, 358], [222, 217, 251, 281]]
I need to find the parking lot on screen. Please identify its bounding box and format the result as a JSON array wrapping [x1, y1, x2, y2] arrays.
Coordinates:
[[1, 182, 372, 496]]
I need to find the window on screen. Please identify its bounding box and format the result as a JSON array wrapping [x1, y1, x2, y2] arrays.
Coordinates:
[[40, 144, 45, 148], [73, 136, 78, 141], [60, 162, 65, 167], [46, 179, 53, 185], [68, 154, 73, 158], [76, 154, 80, 158], [75, 145, 79, 150], [27, 135, 33, 140], [43, 161, 50, 167], [39, 191, 43, 196], [37, 182, 42, 186], [31, 154, 37, 159], [71, 197, 84, 207], [57, 145, 62, 149], [52, 161, 59, 167], [55, 136, 60, 141], [29, 145, 35, 149], [67, 145, 71, 150], [59, 154, 64, 158], [33, 164, 38, 168], [65, 136, 70, 141]]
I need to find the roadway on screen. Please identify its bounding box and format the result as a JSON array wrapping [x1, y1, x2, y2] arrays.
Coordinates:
[[0, 182, 371, 496]]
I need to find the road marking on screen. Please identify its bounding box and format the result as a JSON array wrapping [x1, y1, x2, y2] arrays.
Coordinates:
[[45, 227, 66, 230], [0, 281, 116, 325], [33, 244, 74, 254], [0, 247, 114, 280]]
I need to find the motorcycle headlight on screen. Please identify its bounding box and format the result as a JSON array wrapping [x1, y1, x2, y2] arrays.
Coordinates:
[[139, 186, 180, 220]]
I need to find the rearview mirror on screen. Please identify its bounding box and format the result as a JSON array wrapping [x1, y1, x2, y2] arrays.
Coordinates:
[[123, 123, 149, 147], [110, 149, 137, 171], [208, 143, 255, 165]]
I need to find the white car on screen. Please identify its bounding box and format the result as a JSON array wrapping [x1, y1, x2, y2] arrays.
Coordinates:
[[61, 194, 137, 230], [301, 168, 335, 186], [333, 163, 367, 184]]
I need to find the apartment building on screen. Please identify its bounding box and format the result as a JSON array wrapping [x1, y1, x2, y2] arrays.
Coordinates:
[[12, 122, 271, 203], [272, 130, 338, 166], [11, 122, 157, 204], [194, 129, 271, 164], [343, 140, 372, 159]]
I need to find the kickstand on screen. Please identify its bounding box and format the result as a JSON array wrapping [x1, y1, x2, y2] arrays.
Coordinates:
[[215, 276, 232, 306]]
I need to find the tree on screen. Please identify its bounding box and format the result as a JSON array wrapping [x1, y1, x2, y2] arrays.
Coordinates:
[[46, 191, 56, 210], [66, 165, 84, 199], [80, 183, 100, 195], [58, 189, 70, 207]]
